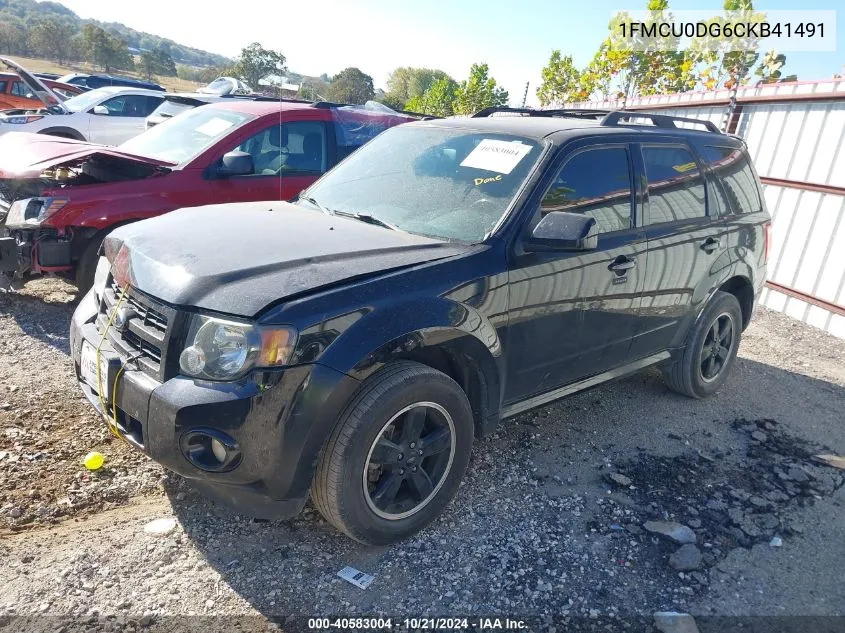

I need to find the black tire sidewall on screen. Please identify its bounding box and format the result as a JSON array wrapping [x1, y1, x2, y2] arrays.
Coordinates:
[[332, 368, 473, 544], [684, 291, 742, 398]]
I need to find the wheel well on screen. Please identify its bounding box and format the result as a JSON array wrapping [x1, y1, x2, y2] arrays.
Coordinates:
[[396, 347, 490, 438], [719, 276, 754, 330], [39, 128, 85, 141]]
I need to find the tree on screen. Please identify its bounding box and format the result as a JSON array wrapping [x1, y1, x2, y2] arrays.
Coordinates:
[[140, 48, 177, 80], [385, 67, 452, 106], [0, 20, 27, 55], [537, 51, 585, 106], [30, 18, 77, 63], [453, 63, 508, 115], [326, 67, 375, 104], [406, 77, 460, 116], [81, 24, 133, 73], [233, 42, 286, 90]]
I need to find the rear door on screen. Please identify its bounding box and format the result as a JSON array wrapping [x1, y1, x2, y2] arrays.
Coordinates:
[[506, 141, 647, 401], [629, 141, 719, 358]]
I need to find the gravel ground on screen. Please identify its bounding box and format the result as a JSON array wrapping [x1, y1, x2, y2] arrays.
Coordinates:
[[1, 280, 844, 632]]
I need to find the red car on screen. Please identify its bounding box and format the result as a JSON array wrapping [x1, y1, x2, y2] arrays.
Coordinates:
[[0, 100, 417, 290], [0, 72, 83, 110]]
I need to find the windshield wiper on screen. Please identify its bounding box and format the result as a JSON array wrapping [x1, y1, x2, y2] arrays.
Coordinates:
[[331, 209, 402, 232], [298, 195, 332, 215]]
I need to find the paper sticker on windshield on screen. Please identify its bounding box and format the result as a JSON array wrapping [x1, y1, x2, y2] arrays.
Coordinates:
[[460, 139, 532, 175], [195, 118, 235, 137]]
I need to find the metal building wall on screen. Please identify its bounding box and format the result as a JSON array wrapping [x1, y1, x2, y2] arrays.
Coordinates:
[[565, 79, 845, 338]]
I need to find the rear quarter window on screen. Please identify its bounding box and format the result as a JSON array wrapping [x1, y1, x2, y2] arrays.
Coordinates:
[[701, 146, 762, 216]]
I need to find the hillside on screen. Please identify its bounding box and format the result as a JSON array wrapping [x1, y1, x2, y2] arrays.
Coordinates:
[[0, 0, 229, 67]]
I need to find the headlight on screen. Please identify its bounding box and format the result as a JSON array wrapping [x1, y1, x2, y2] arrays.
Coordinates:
[[2, 115, 45, 124], [5, 197, 69, 229], [179, 315, 297, 381], [92, 256, 110, 302]]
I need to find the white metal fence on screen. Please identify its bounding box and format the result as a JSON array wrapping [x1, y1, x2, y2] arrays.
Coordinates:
[[567, 79, 845, 338]]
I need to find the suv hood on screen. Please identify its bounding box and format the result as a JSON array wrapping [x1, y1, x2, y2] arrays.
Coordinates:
[[105, 202, 476, 316], [0, 132, 175, 178], [0, 57, 67, 113]]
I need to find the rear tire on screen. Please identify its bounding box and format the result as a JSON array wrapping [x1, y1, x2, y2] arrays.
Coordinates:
[[664, 290, 742, 399], [312, 361, 474, 545]]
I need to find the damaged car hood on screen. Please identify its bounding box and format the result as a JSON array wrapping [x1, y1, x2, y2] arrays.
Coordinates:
[[0, 132, 175, 178], [105, 202, 478, 316]]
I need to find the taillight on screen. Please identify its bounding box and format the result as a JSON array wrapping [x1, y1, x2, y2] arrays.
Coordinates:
[[763, 222, 772, 265]]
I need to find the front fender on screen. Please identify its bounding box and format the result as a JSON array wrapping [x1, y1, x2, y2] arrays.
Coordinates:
[[316, 297, 505, 432]]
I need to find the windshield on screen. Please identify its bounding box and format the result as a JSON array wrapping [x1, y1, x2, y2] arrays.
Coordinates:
[[62, 89, 109, 113], [119, 105, 254, 164], [301, 126, 543, 241]]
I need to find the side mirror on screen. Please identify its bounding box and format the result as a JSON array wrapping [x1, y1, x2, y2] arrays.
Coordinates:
[[215, 150, 254, 178], [92, 104, 109, 115], [526, 211, 599, 251]]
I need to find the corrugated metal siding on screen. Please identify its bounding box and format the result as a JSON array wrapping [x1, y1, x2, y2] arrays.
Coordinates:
[[566, 80, 845, 339]]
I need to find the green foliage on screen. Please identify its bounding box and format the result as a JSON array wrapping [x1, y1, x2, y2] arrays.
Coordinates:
[[453, 63, 508, 115], [140, 48, 177, 80], [537, 51, 584, 106], [0, 0, 229, 66], [385, 67, 452, 106], [326, 67, 375, 104], [29, 18, 78, 64], [406, 77, 460, 116], [80, 24, 133, 73], [233, 42, 286, 90]]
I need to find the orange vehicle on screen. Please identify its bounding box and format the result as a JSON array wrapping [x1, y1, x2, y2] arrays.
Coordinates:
[[0, 73, 82, 110]]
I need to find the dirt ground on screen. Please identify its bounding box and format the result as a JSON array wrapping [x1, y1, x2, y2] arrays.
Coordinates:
[[1, 279, 844, 632]]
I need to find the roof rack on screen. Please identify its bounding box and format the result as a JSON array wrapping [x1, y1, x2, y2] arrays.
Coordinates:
[[311, 101, 439, 119], [601, 111, 722, 134], [472, 106, 611, 119]]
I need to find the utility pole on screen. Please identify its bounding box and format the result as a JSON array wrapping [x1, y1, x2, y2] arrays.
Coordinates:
[[521, 81, 529, 108]]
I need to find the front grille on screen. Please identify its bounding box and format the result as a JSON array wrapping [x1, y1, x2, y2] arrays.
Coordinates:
[[96, 279, 179, 381]]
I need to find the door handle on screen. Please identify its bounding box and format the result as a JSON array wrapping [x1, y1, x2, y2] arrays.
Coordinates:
[[701, 237, 721, 253], [608, 256, 636, 273]]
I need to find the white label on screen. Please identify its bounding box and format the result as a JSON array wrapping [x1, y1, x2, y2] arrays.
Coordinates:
[[460, 139, 533, 175], [337, 566, 374, 589], [195, 118, 235, 137], [80, 341, 111, 398]]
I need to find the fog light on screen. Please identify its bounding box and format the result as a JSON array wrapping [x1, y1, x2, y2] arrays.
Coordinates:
[[211, 438, 227, 463], [179, 428, 240, 472]]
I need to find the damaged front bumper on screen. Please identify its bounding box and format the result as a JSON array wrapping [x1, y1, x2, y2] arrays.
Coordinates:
[[69, 288, 362, 520]]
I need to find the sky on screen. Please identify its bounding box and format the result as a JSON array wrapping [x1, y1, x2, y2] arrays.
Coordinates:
[[52, 0, 844, 106]]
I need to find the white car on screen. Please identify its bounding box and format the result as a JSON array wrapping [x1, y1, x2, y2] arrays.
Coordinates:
[[0, 59, 165, 145]]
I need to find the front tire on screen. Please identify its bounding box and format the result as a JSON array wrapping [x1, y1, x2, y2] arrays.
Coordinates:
[[74, 237, 102, 294], [312, 361, 474, 545], [664, 290, 743, 399]]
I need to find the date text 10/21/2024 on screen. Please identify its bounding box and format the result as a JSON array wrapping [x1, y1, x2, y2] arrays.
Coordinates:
[[306, 618, 528, 630]]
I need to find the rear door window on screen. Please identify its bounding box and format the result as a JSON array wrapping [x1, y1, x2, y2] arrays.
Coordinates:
[[541, 146, 633, 233], [700, 146, 762, 215], [643, 145, 707, 224], [11, 81, 29, 97]]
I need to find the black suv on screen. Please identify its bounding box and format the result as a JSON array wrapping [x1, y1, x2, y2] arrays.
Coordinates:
[[70, 108, 770, 544]]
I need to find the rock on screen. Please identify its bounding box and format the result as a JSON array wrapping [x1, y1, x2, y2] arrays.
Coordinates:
[[654, 611, 700, 633], [770, 536, 783, 547], [751, 430, 768, 442], [727, 507, 744, 525], [205, 599, 215, 609], [749, 496, 770, 509], [138, 614, 153, 627], [786, 466, 810, 484], [143, 517, 177, 535], [669, 545, 702, 571], [687, 518, 702, 529], [644, 521, 697, 545], [9, 506, 22, 519], [607, 473, 632, 487]]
